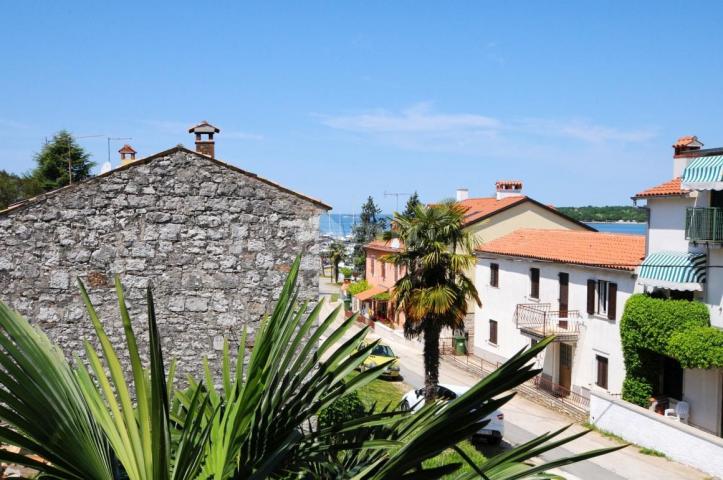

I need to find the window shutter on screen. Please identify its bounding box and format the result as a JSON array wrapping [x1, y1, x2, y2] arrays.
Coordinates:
[[607, 283, 617, 320], [587, 280, 595, 315]]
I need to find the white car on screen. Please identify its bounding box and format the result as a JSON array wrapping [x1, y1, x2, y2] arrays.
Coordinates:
[[401, 384, 505, 445]]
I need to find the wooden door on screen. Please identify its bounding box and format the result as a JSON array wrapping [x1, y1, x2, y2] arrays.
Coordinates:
[[558, 343, 572, 395], [558, 273, 569, 327]]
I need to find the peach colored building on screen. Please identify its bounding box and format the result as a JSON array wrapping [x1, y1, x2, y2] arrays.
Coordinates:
[[353, 238, 406, 326]]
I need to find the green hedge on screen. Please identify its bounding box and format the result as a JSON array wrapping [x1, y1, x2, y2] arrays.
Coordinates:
[[620, 294, 718, 406], [346, 280, 370, 297], [372, 292, 391, 301], [668, 326, 723, 369]]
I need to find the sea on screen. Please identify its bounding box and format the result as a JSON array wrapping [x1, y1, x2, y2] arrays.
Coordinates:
[[319, 213, 646, 238]]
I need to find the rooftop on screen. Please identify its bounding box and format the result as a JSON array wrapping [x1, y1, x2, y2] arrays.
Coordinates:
[[365, 238, 403, 252], [634, 177, 689, 199], [477, 229, 645, 271], [457, 196, 593, 230]]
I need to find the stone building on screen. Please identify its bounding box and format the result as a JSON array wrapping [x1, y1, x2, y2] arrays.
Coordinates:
[[0, 122, 330, 376]]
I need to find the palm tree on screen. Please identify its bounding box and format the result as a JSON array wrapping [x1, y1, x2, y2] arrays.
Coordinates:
[[329, 240, 346, 282], [0, 255, 622, 478], [383, 201, 480, 401]]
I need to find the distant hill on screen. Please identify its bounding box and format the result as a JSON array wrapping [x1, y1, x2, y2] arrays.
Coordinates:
[[557, 206, 646, 223]]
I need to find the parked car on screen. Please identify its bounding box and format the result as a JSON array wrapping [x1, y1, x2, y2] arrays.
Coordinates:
[[401, 384, 504, 445], [358, 342, 401, 379]]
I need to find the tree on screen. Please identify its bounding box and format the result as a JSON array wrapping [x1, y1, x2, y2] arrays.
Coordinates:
[[0, 256, 620, 478], [0, 171, 43, 210], [351, 196, 387, 277], [383, 201, 481, 401], [32, 130, 95, 191], [402, 191, 421, 217], [0, 170, 23, 210], [328, 240, 346, 282]]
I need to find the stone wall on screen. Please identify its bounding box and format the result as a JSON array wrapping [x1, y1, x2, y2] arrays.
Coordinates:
[[0, 148, 326, 378]]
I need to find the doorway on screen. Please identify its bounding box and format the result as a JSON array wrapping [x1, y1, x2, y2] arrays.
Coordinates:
[[558, 343, 573, 394]]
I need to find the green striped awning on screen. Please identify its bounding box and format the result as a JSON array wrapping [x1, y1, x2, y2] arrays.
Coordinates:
[[681, 155, 723, 190], [638, 251, 707, 291]]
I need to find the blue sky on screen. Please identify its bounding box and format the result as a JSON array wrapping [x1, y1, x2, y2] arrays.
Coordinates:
[[2, 2, 723, 213]]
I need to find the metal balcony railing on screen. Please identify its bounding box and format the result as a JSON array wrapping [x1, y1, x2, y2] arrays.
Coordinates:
[[515, 303, 581, 342], [686, 207, 723, 242]]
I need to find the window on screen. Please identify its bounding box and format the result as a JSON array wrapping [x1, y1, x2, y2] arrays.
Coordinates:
[[530, 268, 540, 298], [595, 355, 609, 389], [370, 256, 375, 275], [394, 264, 398, 282], [488, 319, 498, 345], [587, 280, 618, 320], [597, 280, 609, 315], [381, 261, 386, 280], [490, 263, 499, 287]]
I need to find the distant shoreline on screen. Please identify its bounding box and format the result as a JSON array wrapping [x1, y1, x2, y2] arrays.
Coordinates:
[[584, 221, 645, 225]]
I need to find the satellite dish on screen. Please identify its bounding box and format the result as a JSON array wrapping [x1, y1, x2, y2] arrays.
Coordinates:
[[100, 161, 112, 174]]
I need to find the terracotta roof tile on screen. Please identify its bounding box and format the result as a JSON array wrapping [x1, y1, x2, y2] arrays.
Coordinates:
[[673, 135, 699, 147], [457, 196, 527, 225], [365, 238, 403, 252], [118, 144, 136, 154], [354, 285, 388, 301], [634, 178, 689, 198], [476, 229, 645, 271]]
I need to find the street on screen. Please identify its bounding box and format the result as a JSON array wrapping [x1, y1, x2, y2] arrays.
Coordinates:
[[316, 285, 707, 480]]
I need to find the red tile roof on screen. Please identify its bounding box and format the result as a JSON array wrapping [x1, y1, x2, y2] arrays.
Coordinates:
[[476, 229, 645, 271], [673, 135, 700, 147], [118, 144, 136, 154], [634, 177, 689, 198], [458, 196, 528, 225], [354, 284, 388, 301], [365, 239, 403, 252]]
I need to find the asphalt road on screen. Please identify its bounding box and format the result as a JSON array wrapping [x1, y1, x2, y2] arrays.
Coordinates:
[[400, 365, 625, 480]]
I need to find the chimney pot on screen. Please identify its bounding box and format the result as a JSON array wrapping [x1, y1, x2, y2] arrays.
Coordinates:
[[456, 188, 469, 202], [188, 120, 220, 158], [672, 135, 704, 177], [495, 180, 523, 200], [118, 144, 137, 165]]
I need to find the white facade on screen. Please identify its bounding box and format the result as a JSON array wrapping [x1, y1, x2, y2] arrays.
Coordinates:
[[635, 146, 723, 437], [473, 255, 637, 397]]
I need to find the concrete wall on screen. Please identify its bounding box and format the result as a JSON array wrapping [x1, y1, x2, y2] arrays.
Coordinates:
[[474, 255, 638, 395], [683, 368, 723, 435], [590, 391, 723, 478], [464, 201, 589, 244], [0, 148, 325, 378], [645, 196, 693, 255], [365, 248, 405, 290]]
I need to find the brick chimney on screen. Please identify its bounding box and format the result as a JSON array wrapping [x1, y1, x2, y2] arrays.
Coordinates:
[[118, 144, 137, 166], [456, 188, 469, 202], [188, 121, 220, 158], [495, 180, 523, 200], [672, 135, 704, 177]]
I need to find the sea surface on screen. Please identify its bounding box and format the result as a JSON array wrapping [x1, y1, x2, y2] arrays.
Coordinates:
[[319, 213, 646, 238]]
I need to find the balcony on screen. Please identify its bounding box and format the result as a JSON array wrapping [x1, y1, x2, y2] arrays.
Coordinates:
[[515, 304, 581, 342], [685, 207, 723, 242]]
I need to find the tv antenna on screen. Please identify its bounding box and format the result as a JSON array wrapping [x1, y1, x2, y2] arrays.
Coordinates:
[[384, 191, 412, 212], [107, 137, 133, 163]]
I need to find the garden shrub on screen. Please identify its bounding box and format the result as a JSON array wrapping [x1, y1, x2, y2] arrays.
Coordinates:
[[346, 280, 370, 297], [667, 326, 723, 369], [372, 292, 391, 301], [620, 294, 718, 406], [318, 390, 366, 428]]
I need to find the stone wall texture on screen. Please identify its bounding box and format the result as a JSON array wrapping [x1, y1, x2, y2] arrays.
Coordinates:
[[0, 148, 326, 378]]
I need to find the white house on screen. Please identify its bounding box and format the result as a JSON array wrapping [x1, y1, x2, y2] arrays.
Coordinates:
[[473, 229, 645, 398], [631, 135, 723, 436]]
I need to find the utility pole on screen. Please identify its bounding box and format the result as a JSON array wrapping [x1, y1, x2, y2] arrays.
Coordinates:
[[384, 191, 412, 212], [107, 137, 132, 164]]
